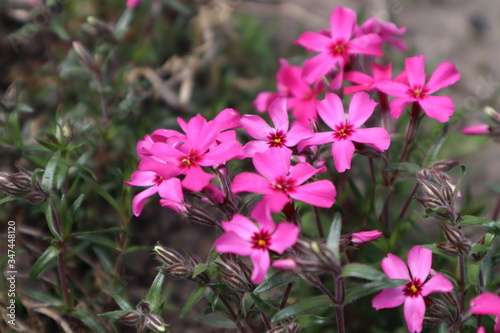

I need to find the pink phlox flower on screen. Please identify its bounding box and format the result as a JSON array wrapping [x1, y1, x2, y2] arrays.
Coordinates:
[[375, 54, 461, 122], [372, 245, 454, 333], [354, 17, 407, 52], [294, 6, 383, 85], [299, 92, 390, 172], [462, 124, 491, 135], [126, 0, 142, 8], [150, 114, 243, 192], [214, 204, 300, 284], [241, 97, 313, 157], [344, 62, 407, 95], [272, 258, 298, 270], [470, 292, 500, 333], [351, 230, 383, 245], [231, 147, 336, 212], [125, 157, 183, 216]]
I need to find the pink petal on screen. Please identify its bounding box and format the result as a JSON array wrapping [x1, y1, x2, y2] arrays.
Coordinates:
[[242, 140, 270, 158], [302, 53, 337, 84], [253, 92, 280, 112], [405, 55, 427, 88], [407, 245, 432, 282], [372, 286, 406, 310], [201, 140, 243, 166], [150, 142, 183, 161], [317, 93, 346, 130], [288, 162, 321, 185], [420, 273, 454, 296], [381, 253, 411, 280], [332, 139, 355, 173], [290, 180, 336, 208], [344, 70, 373, 85], [213, 108, 241, 130], [462, 124, 490, 135], [348, 34, 383, 57], [125, 170, 157, 187], [294, 31, 331, 52], [263, 192, 291, 212], [285, 122, 313, 147], [350, 127, 391, 151], [329, 6, 356, 41], [231, 172, 273, 195], [157, 177, 183, 200], [389, 98, 412, 119], [352, 230, 383, 245], [291, 99, 319, 125], [297, 132, 335, 152], [272, 258, 298, 270], [268, 97, 289, 132], [278, 64, 310, 97], [419, 96, 455, 122], [347, 91, 378, 128], [181, 166, 214, 192], [253, 148, 291, 182], [250, 249, 271, 284], [241, 115, 273, 140], [330, 68, 345, 90], [372, 63, 393, 81], [268, 222, 300, 254], [221, 214, 260, 241], [375, 80, 410, 98], [404, 296, 426, 333], [138, 157, 180, 179], [131, 186, 158, 217], [343, 84, 371, 95], [186, 115, 219, 153], [250, 200, 276, 230], [470, 292, 500, 316], [215, 232, 253, 256], [425, 62, 460, 94]]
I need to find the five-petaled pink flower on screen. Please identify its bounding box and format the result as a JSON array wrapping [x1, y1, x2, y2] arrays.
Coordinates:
[[470, 292, 500, 333], [376, 54, 460, 122], [343, 62, 407, 95], [214, 205, 300, 284], [241, 97, 313, 157], [231, 148, 336, 212], [294, 6, 382, 86], [299, 92, 390, 172], [354, 17, 407, 52], [372, 245, 454, 333]]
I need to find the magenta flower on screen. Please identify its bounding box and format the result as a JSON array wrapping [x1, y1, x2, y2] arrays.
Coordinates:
[[231, 148, 336, 212], [150, 114, 243, 192], [376, 54, 461, 122], [253, 59, 324, 124], [351, 230, 383, 245], [125, 157, 183, 216], [470, 292, 500, 333], [299, 92, 390, 172], [214, 207, 300, 284], [372, 245, 454, 333], [294, 6, 382, 84], [354, 17, 407, 52], [344, 62, 407, 95], [241, 97, 313, 157], [126, 0, 142, 8]]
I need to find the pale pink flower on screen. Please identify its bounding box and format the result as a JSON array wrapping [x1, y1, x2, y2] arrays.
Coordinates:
[[231, 148, 336, 212], [462, 124, 490, 135], [241, 97, 313, 157], [372, 245, 454, 333], [351, 230, 383, 245], [294, 6, 382, 85], [376, 55, 461, 122], [470, 292, 500, 333], [354, 17, 407, 52], [214, 206, 300, 284], [299, 92, 390, 172]]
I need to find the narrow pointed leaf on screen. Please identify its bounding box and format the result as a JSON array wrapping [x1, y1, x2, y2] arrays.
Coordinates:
[[271, 295, 332, 322], [29, 245, 60, 280], [145, 271, 165, 312], [326, 213, 342, 260], [341, 263, 386, 281], [253, 270, 295, 294], [180, 284, 207, 318], [344, 279, 407, 305], [41, 150, 61, 194]]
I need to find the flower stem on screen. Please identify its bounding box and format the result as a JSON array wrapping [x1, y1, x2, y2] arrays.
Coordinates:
[[280, 282, 294, 309], [398, 183, 419, 220], [335, 277, 345, 333], [458, 253, 466, 332], [313, 206, 324, 238]]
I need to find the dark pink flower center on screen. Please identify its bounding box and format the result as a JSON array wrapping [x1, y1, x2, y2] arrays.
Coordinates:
[[333, 123, 354, 140], [267, 130, 287, 148], [408, 85, 429, 99], [403, 278, 423, 298], [178, 150, 202, 169], [272, 176, 296, 193], [251, 230, 271, 250], [329, 41, 349, 58], [155, 175, 165, 185]]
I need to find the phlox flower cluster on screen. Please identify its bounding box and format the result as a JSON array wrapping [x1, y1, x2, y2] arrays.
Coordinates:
[[126, 5, 470, 332]]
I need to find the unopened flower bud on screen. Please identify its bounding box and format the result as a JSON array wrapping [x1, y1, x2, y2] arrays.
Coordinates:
[[184, 249, 201, 268], [72, 41, 96, 71], [217, 257, 252, 291], [145, 313, 168, 332], [462, 124, 490, 136], [351, 230, 383, 245], [136, 300, 151, 314], [117, 310, 141, 326], [436, 242, 459, 256], [272, 258, 298, 270], [23, 190, 47, 204], [430, 160, 459, 172], [441, 223, 465, 245], [153, 244, 186, 266], [0, 173, 27, 196], [162, 263, 192, 280]]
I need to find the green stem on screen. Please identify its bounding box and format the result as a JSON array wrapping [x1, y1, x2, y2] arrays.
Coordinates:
[[313, 206, 324, 238]]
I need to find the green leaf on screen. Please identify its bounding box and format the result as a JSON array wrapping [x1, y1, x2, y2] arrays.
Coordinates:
[[72, 309, 106, 333], [250, 294, 278, 317], [71, 227, 121, 237], [35, 138, 60, 152], [191, 314, 236, 329], [111, 289, 134, 311], [242, 292, 254, 316], [0, 196, 17, 205], [341, 263, 386, 281], [460, 215, 494, 226], [79, 174, 120, 212], [344, 279, 407, 305], [180, 284, 207, 318], [192, 264, 208, 278], [271, 295, 332, 322], [452, 165, 466, 203], [326, 213, 342, 260], [63, 194, 84, 236], [486, 182, 500, 194], [44, 202, 61, 241], [374, 185, 393, 218], [423, 123, 449, 167], [253, 270, 295, 294], [41, 150, 61, 194], [114, 8, 134, 40], [98, 310, 130, 319], [297, 315, 335, 328], [29, 245, 60, 280], [145, 271, 165, 312]]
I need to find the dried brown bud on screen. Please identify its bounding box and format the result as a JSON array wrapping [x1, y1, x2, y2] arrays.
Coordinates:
[[162, 263, 192, 280], [145, 313, 168, 332], [430, 160, 459, 172], [117, 310, 141, 326], [153, 244, 186, 267], [136, 300, 151, 314], [436, 242, 459, 256]]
